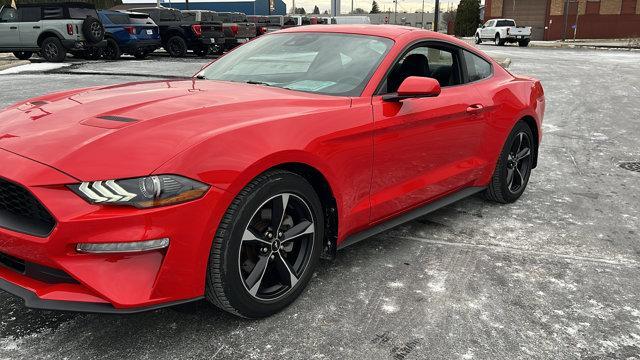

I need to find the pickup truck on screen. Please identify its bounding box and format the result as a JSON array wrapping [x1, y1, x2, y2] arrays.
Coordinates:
[[129, 7, 224, 57], [475, 18, 531, 47], [0, 2, 106, 62], [215, 12, 257, 50]]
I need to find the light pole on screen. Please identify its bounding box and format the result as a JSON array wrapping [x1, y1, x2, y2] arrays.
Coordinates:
[[393, 0, 397, 24], [421, 0, 425, 28], [433, 0, 440, 32]]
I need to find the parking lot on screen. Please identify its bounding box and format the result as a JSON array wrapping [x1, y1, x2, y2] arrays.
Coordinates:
[[1, 45, 639, 359]]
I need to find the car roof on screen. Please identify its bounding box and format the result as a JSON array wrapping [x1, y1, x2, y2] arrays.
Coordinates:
[[278, 24, 449, 40]]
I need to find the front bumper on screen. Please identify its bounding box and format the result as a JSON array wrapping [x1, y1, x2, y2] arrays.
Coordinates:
[[0, 148, 228, 313]]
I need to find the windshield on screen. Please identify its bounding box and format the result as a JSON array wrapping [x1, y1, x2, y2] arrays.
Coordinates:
[[199, 33, 393, 96], [496, 20, 516, 27]]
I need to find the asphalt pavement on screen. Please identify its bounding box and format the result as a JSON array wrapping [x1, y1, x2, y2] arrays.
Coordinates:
[[0, 45, 639, 359]]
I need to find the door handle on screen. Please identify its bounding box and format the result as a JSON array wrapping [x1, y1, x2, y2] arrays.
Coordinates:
[[466, 104, 484, 114], [10, 26, 17, 30], [33, 26, 41, 29]]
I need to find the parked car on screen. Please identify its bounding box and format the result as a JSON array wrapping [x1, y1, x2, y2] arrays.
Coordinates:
[[129, 7, 224, 57], [476, 18, 531, 47], [246, 15, 268, 36], [181, 9, 229, 54], [0, 26, 544, 318], [96, 10, 160, 60], [216, 12, 257, 50], [331, 16, 371, 24], [0, 2, 105, 62]]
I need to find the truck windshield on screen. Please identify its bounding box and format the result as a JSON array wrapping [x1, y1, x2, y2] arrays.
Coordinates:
[[199, 33, 393, 97]]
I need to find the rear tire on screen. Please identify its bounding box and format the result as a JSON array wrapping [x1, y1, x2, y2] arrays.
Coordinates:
[[519, 39, 530, 47], [495, 33, 504, 46], [205, 169, 324, 318], [475, 34, 482, 44], [13, 51, 32, 60], [165, 36, 187, 57], [103, 38, 121, 60], [40, 37, 66, 62], [483, 121, 535, 204]]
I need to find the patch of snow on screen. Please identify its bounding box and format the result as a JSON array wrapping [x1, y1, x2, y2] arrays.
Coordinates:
[[0, 62, 71, 75]]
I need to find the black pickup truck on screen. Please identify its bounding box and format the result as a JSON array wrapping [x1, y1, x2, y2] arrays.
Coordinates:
[[215, 12, 257, 50], [129, 7, 224, 57]]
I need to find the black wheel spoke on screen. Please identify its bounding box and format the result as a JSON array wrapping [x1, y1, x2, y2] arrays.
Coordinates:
[[246, 253, 271, 296], [274, 253, 299, 288], [283, 220, 314, 243], [271, 194, 289, 233], [516, 147, 530, 161], [507, 168, 515, 189]]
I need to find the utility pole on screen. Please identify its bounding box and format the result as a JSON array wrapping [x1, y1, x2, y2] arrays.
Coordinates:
[[393, 0, 397, 24], [433, 0, 440, 32], [292, 0, 295, 14], [561, 0, 569, 41], [421, 0, 425, 28], [351, 0, 353, 14]]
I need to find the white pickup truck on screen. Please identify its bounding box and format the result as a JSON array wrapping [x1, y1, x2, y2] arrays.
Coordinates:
[[475, 19, 531, 47]]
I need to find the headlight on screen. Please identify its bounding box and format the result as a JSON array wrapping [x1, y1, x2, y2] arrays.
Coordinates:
[[68, 175, 210, 208]]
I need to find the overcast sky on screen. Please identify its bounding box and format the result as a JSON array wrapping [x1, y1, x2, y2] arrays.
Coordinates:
[[284, 0, 483, 15]]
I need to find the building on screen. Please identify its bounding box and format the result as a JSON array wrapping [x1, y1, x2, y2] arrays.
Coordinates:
[[118, 0, 286, 15], [484, 0, 640, 40]]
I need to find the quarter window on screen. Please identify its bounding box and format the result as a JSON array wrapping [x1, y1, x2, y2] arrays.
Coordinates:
[[463, 50, 492, 82], [0, 8, 17, 22], [19, 7, 41, 22]]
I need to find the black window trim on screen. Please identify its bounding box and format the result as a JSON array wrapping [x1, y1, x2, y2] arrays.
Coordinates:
[[373, 39, 495, 95]]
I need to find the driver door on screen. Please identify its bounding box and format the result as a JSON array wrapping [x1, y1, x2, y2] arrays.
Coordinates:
[[0, 7, 19, 48], [369, 42, 489, 222]]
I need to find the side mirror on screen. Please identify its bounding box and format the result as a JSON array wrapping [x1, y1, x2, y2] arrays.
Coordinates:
[[382, 77, 441, 102]]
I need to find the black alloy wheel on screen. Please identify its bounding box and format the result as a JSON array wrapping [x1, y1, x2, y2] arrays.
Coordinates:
[[103, 38, 120, 60], [484, 121, 535, 203], [41, 37, 66, 62], [206, 170, 324, 318], [166, 36, 187, 57], [238, 193, 316, 300]]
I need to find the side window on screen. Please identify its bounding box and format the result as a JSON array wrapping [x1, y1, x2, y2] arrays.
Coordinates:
[[19, 7, 42, 22], [383, 43, 461, 93], [483, 20, 492, 27], [463, 50, 492, 82], [42, 7, 64, 20], [0, 8, 17, 22]]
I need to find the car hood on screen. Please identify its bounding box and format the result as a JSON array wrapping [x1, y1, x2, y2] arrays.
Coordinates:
[[0, 79, 350, 181]]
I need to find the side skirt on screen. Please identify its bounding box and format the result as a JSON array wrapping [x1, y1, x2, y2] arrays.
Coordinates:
[[337, 186, 485, 250]]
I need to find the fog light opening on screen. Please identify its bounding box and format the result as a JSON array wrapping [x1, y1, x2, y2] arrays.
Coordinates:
[[76, 238, 170, 254]]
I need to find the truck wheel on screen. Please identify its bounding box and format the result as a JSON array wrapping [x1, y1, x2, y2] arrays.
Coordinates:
[[519, 39, 530, 47], [82, 16, 105, 44], [494, 33, 504, 46], [13, 51, 33, 60], [103, 38, 121, 60], [475, 34, 482, 44], [166, 36, 187, 57], [40, 37, 66, 62]]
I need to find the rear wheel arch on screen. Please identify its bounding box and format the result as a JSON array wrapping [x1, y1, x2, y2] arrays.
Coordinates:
[[37, 31, 63, 47], [520, 115, 539, 168]]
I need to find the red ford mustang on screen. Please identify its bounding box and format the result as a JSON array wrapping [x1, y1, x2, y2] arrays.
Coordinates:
[[0, 25, 544, 318]]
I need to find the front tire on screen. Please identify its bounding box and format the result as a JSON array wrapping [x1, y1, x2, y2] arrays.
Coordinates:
[[206, 170, 324, 318], [475, 33, 482, 44], [519, 39, 530, 47], [484, 121, 535, 204], [13, 51, 32, 60]]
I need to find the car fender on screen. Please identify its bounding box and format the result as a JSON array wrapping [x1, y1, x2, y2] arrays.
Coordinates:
[[37, 30, 65, 46]]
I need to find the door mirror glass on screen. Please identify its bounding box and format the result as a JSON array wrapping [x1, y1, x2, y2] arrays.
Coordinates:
[[383, 76, 441, 102]]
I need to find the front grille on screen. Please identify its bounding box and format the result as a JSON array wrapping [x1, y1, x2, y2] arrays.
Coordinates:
[[0, 177, 56, 237]]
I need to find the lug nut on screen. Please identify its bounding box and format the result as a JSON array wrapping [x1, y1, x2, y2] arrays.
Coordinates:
[[278, 231, 283, 238], [270, 254, 275, 260], [266, 232, 273, 239], [261, 247, 268, 254]]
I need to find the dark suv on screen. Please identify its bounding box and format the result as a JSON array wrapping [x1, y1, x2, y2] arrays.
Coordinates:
[[129, 7, 224, 57], [0, 2, 106, 62]]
